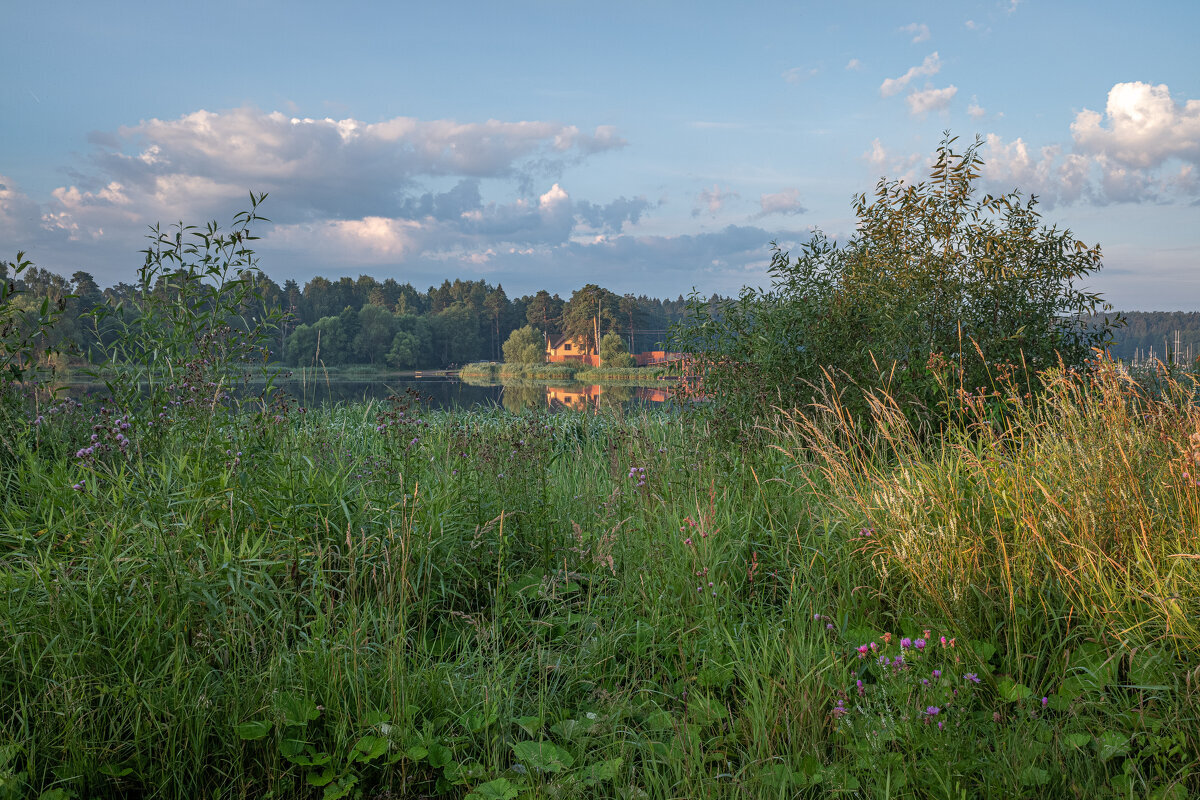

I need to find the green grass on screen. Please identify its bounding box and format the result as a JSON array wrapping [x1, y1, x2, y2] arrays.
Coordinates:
[[460, 362, 584, 381], [0, 366, 1197, 798]]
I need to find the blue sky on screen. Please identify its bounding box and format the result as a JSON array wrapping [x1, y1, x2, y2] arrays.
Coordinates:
[[3, 0, 1198, 309]]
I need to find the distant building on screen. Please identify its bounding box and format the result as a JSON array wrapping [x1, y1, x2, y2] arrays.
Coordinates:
[[545, 334, 686, 369], [545, 334, 599, 367]]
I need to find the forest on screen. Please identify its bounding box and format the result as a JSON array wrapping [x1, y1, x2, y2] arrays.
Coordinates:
[[0, 260, 702, 371]]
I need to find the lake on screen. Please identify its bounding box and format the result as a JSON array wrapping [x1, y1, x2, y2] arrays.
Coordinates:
[[56, 374, 678, 413]]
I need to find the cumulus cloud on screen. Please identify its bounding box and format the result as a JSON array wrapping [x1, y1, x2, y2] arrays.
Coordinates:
[[880, 52, 941, 97], [907, 85, 958, 116], [845, 58, 863, 71], [984, 82, 1200, 205], [1071, 81, 1200, 170], [900, 23, 930, 43], [862, 139, 923, 183], [83, 107, 626, 220], [693, 185, 739, 217], [0, 176, 43, 242], [6, 106, 648, 285], [967, 97, 987, 119], [756, 188, 807, 217]]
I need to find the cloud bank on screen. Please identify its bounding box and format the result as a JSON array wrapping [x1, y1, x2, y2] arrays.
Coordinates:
[[985, 82, 1200, 205]]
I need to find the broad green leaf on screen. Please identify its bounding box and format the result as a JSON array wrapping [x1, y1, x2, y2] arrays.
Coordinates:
[[997, 677, 1032, 702], [1097, 732, 1130, 762], [1064, 732, 1091, 749], [350, 735, 388, 763], [580, 757, 624, 786], [466, 777, 520, 800], [511, 741, 574, 773], [306, 766, 336, 787], [277, 694, 320, 727], [235, 719, 273, 741], [513, 716, 542, 736], [427, 742, 453, 769]]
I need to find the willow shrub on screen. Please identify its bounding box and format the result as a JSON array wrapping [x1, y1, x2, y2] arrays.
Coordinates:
[[672, 134, 1119, 436]]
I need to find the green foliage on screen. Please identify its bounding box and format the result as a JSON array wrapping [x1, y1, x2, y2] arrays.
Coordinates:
[[562, 284, 619, 353], [673, 134, 1117, 431], [0, 252, 66, 382], [598, 332, 634, 368], [501, 324, 545, 364], [91, 193, 282, 417]]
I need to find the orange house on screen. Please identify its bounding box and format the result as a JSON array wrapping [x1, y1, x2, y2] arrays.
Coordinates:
[[545, 334, 599, 367]]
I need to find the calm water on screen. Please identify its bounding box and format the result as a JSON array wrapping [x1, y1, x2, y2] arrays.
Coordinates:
[[58, 375, 676, 413]]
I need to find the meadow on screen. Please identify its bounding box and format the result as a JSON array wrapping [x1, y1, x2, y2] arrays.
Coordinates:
[[2, 357, 1198, 800]]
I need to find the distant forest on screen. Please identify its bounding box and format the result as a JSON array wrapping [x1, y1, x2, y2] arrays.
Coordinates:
[[1094, 312, 1200, 364], [7, 260, 1197, 371], [2, 262, 706, 370]]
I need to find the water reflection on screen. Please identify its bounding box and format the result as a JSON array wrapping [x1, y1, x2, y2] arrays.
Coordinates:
[[53, 374, 676, 413]]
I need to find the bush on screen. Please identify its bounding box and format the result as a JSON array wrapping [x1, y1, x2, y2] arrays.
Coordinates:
[[599, 332, 634, 368], [502, 324, 546, 364], [672, 134, 1118, 432]]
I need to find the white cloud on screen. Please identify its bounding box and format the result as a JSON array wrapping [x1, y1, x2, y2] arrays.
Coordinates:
[[1071, 82, 1200, 170], [983, 82, 1200, 206], [983, 135, 1092, 205], [538, 182, 569, 211], [861, 139, 922, 183], [900, 22, 931, 43], [0, 176, 43, 242], [782, 66, 820, 84], [967, 97, 987, 119], [757, 188, 807, 217], [845, 58, 863, 71], [693, 184, 739, 217], [880, 52, 941, 98], [907, 85, 958, 116], [965, 19, 979, 30]]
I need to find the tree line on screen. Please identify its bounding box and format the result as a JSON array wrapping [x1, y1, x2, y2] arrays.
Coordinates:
[[0, 259, 708, 370]]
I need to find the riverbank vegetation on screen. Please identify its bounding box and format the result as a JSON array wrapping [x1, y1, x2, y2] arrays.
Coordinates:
[[2, 135, 1197, 799]]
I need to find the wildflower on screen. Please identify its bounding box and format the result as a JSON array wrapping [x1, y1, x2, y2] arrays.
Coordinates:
[[1041, 697, 1048, 707], [832, 699, 848, 719], [883, 632, 892, 645], [925, 706, 940, 716], [826, 623, 834, 630], [939, 636, 947, 647], [870, 641, 878, 651], [856, 679, 864, 696], [964, 673, 980, 684], [937, 721, 944, 730], [915, 638, 926, 650], [900, 637, 912, 649], [857, 645, 870, 658], [932, 670, 941, 679]]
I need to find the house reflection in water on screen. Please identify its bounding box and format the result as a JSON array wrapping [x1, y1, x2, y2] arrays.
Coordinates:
[[544, 384, 671, 410]]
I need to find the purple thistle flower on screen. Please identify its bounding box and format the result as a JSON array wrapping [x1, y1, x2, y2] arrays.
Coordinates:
[[965, 673, 980, 684], [900, 637, 912, 649], [925, 706, 940, 716]]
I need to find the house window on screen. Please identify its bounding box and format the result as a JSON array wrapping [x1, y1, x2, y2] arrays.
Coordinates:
[[564, 343, 572, 351]]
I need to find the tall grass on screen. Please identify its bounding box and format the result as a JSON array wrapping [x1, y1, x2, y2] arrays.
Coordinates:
[[1, 367, 1197, 797]]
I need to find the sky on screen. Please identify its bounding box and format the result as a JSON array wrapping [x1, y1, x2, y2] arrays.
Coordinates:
[[2, 0, 1198, 309]]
